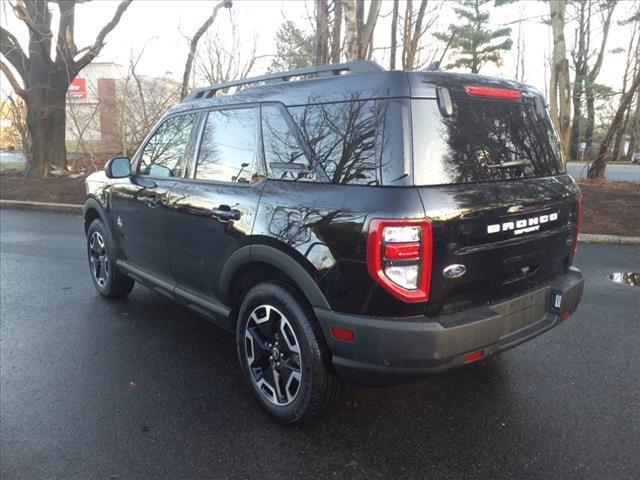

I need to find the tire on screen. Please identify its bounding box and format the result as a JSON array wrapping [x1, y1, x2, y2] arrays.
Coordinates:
[[86, 218, 134, 299], [236, 282, 342, 424]]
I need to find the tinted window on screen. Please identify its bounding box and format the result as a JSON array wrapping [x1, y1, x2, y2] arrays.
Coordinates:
[[262, 105, 315, 181], [412, 99, 564, 185], [139, 114, 196, 177], [289, 100, 380, 185], [196, 108, 258, 183]]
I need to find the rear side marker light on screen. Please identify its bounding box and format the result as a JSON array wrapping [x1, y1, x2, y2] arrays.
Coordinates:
[[464, 85, 522, 100], [561, 310, 571, 321], [331, 327, 354, 342], [367, 218, 433, 303], [463, 349, 485, 364]]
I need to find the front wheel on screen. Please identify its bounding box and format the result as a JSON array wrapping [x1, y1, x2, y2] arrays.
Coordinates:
[[86, 219, 134, 299], [236, 282, 342, 424]]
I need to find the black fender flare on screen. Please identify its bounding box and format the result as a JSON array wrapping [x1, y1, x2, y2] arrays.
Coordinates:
[[82, 197, 110, 233], [219, 244, 331, 310]]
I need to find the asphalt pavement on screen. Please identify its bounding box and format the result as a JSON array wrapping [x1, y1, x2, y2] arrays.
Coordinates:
[[1, 209, 639, 480], [567, 162, 640, 182]]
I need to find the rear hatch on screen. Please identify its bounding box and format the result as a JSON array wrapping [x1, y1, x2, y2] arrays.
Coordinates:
[[409, 74, 581, 316]]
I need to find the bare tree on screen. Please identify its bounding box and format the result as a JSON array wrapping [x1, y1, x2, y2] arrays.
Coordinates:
[[588, 68, 640, 179], [548, 0, 572, 163], [0, 95, 29, 154], [390, 0, 399, 69], [195, 17, 258, 90], [402, 0, 441, 70], [180, 0, 232, 100], [583, 1, 616, 152], [342, 0, 381, 61], [613, 8, 640, 161], [119, 46, 180, 156], [0, 0, 132, 177]]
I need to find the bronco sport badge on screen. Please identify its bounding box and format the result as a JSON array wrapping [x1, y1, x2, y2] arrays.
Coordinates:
[[487, 212, 559, 236]]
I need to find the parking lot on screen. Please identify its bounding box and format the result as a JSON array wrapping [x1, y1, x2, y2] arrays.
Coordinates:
[[1, 209, 639, 479]]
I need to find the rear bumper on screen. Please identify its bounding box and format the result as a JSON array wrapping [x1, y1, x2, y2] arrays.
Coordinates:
[[315, 267, 584, 386]]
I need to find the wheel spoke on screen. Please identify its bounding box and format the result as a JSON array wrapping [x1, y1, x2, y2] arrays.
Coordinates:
[[244, 304, 303, 406]]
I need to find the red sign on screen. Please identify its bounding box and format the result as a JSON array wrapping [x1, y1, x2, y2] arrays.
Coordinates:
[[68, 78, 87, 99]]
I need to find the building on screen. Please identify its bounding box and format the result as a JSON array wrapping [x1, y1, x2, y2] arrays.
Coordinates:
[[65, 62, 123, 154]]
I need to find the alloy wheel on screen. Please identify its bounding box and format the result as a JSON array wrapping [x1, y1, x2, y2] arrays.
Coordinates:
[[244, 304, 302, 406], [89, 231, 109, 288]]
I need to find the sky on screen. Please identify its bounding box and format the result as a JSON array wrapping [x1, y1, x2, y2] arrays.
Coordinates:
[[0, 0, 635, 100]]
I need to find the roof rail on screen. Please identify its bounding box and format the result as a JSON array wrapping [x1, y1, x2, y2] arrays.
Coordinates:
[[181, 61, 385, 103]]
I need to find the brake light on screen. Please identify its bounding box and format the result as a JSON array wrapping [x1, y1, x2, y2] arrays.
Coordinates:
[[573, 193, 582, 257], [366, 219, 432, 302], [464, 85, 522, 100]]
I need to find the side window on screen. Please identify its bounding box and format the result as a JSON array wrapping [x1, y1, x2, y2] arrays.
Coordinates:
[[139, 114, 196, 177], [262, 105, 315, 182], [196, 108, 258, 183], [289, 100, 381, 185]]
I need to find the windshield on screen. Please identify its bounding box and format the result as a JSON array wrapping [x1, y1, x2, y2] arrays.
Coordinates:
[[412, 98, 565, 186]]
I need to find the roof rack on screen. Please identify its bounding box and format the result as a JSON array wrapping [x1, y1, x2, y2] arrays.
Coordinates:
[[181, 61, 385, 103]]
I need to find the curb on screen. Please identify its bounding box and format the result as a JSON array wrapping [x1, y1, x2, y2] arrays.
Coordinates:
[[0, 199, 82, 213], [578, 233, 640, 246], [2, 199, 640, 245]]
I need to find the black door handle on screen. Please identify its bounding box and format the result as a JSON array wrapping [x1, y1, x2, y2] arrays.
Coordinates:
[[211, 205, 242, 221]]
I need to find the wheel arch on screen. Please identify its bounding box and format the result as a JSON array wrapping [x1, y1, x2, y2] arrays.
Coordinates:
[[83, 197, 109, 234], [220, 244, 331, 314]]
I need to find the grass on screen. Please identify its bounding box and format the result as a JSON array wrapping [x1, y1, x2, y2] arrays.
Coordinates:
[[0, 162, 25, 173]]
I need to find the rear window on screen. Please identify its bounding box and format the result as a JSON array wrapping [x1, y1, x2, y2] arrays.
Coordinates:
[[412, 98, 564, 186]]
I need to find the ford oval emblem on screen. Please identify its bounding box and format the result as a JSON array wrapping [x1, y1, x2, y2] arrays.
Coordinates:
[[443, 264, 467, 279]]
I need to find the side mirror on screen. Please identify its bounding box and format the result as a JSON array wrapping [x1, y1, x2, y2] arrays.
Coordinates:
[[105, 156, 131, 179]]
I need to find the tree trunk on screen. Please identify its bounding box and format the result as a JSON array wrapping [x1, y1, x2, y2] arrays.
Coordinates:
[[584, 89, 595, 151], [330, 0, 343, 63], [588, 70, 640, 179], [626, 96, 640, 162], [548, 0, 571, 163], [390, 0, 399, 69], [612, 104, 632, 161], [315, 0, 330, 65], [343, 0, 358, 61], [24, 86, 67, 177], [569, 78, 583, 161]]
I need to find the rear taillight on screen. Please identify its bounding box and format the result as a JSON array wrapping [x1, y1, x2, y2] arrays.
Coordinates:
[[464, 85, 522, 100], [573, 193, 582, 257], [366, 219, 432, 302]]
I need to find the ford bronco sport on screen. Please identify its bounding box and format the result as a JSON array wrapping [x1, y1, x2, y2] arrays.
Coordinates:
[[84, 61, 584, 424]]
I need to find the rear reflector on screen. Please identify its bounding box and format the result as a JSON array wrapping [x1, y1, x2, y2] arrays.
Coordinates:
[[464, 85, 522, 100], [463, 349, 485, 364], [331, 327, 354, 342], [561, 310, 571, 321], [384, 242, 420, 260]]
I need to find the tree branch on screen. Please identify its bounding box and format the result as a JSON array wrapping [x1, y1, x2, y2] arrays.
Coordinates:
[[181, 0, 232, 99], [55, 0, 77, 65], [0, 60, 26, 98], [0, 25, 29, 80], [72, 0, 133, 75]]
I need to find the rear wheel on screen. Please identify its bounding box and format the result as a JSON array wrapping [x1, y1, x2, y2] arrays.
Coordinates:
[[236, 282, 342, 424], [86, 219, 134, 299]]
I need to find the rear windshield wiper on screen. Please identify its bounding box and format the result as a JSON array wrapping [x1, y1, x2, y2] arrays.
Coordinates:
[[487, 160, 533, 169]]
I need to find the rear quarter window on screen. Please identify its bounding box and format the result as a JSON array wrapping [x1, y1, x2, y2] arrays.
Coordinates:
[[288, 100, 383, 185], [412, 98, 564, 186]]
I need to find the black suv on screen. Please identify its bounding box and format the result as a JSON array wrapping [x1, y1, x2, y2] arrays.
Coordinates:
[[84, 61, 584, 423]]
